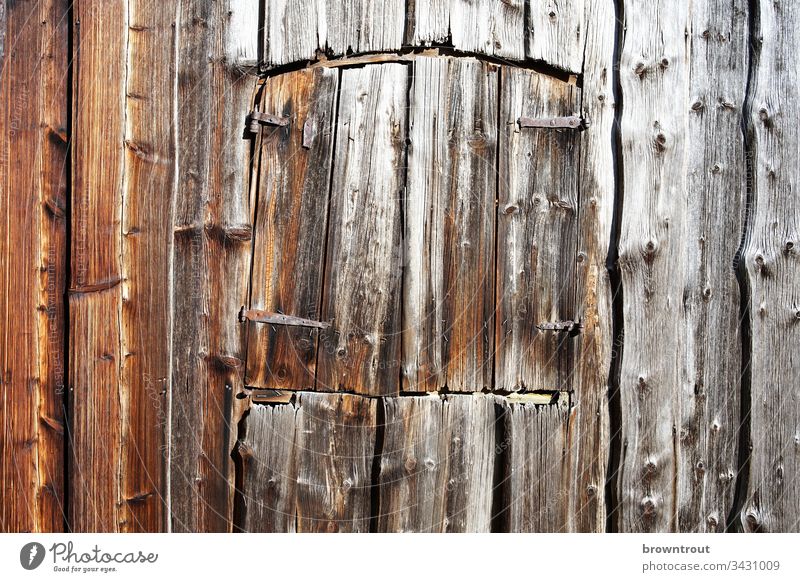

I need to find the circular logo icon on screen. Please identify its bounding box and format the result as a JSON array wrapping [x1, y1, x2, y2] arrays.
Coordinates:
[[20, 542, 46, 570]]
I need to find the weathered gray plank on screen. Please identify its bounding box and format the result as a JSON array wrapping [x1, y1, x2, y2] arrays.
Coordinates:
[[316, 64, 407, 396], [262, 0, 321, 66], [498, 396, 571, 532], [616, 0, 689, 533], [740, 0, 800, 533], [378, 395, 496, 532], [237, 404, 298, 532], [495, 68, 580, 392], [245, 68, 338, 390], [170, 0, 259, 532], [448, 0, 525, 60], [568, 0, 615, 533], [526, 0, 585, 74], [678, 0, 747, 533], [295, 392, 377, 532], [403, 56, 496, 393], [226, 0, 259, 68], [263, 1, 405, 67]]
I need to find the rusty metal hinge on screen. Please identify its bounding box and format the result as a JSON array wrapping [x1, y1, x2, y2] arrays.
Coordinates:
[[249, 388, 294, 405], [518, 116, 587, 130], [246, 111, 290, 134], [239, 307, 330, 330], [536, 320, 582, 335]]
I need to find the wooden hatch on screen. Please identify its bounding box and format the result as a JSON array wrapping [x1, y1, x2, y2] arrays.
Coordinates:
[[243, 55, 582, 397]]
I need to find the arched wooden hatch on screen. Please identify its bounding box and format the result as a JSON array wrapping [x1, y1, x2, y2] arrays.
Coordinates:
[[243, 56, 581, 395], [234, 37, 606, 531]]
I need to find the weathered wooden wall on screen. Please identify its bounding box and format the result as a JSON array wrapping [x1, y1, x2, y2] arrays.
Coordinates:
[[1, 0, 799, 533]]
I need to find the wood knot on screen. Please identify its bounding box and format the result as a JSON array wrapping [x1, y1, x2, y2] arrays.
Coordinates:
[[634, 62, 647, 78], [654, 133, 667, 153]]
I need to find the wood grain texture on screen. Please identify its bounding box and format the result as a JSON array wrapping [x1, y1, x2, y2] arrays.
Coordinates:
[[403, 57, 496, 393], [495, 68, 580, 392], [118, 0, 179, 532], [295, 392, 377, 532], [226, 0, 259, 68], [245, 68, 338, 390], [568, 0, 615, 533], [69, 0, 128, 532], [170, 0, 258, 532], [679, 0, 747, 533], [526, 0, 585, 74], [316, 64, 407, 396], [616, 0, 689, 533], [263, 0, 405, 68], [0, 0, 68, 533], [497, 396, 571, 532], [378, 394, 496, 532], [237, 403, 298, 532], [740, 0, 800, 533]]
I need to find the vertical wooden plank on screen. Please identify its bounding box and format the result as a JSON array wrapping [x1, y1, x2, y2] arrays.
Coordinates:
[[378, 396, 446, 532], [316, 64, 407, 396], [0, 0, 68, 533], [263, 1, 405, 68], [170, 0, 259, 532], [36, 0, 70, 532], [495, 69, 580, 392], [69, 0, 127, 532], [245, 68, 338, 390], [617, 0, 689, 533], [262, 0, 320, 67], [568, 0, 615, 533], [441, 395, 496, 531], [403, 57, 496, 393], [408, 0, 450, 46], [295, 392, 377, 532], [449, 0, 525, 60], [499, 396, 571, 532], [226, 0, 259, 68], [526, 0, 585, 74], [679, 0, 747, 532], [119, 0, 178, 532], [378, 394, 496, 532], [325, 0, 405, 56], [741, 0, 800, 533], [237, 403, 298, 532]]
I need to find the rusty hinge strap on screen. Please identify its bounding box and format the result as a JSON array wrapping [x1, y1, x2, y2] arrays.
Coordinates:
[[536, 320, 582, 335], [247, 111, 290, 133], [249, 389, 294, 405], [239, 308, 330, 329], [518, 116, 586, 130]]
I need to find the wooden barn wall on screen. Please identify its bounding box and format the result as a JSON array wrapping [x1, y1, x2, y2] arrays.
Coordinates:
[[1, 0, 799, 533]]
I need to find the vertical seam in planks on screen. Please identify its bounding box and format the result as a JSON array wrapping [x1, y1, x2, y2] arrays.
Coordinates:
[[727, 0, 759, 532], [63, 0, 75, 532], [312, 68, 343, 392], [165, 1, 181, 532], [491, 64, 502, 395], [398, 59, 412, 392], [604, 0, 626, 533], [118, 0, 132, 529]]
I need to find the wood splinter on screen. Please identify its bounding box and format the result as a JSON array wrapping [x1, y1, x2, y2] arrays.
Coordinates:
[[239, 307, 330, 329]]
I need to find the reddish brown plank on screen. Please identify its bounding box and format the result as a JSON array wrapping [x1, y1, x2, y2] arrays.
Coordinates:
[[245, 67, 338, 390], [0, 0, 69, 533]]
